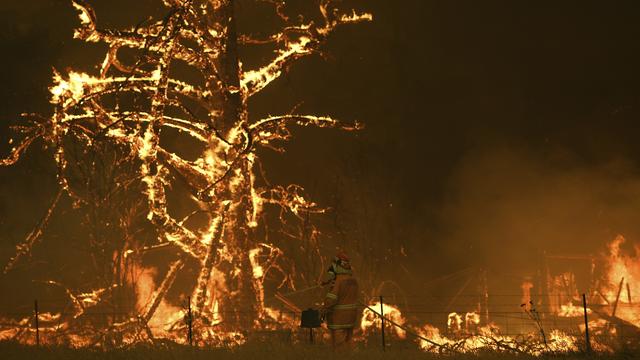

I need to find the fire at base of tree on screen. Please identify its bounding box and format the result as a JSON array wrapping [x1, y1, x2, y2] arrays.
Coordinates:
[[1, 234, 639, 355]]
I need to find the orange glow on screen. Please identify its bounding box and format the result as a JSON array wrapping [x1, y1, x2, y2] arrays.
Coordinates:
[[600, 235, 640, 327], [360, 301, 406, 339], [4, 0, 640, 354], [558, 302, 591, 317]]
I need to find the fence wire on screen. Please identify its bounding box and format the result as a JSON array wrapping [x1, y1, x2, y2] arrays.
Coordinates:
[[1, 293, 638, 350]]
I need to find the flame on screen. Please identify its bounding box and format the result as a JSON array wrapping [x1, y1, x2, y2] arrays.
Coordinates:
[[558, 302, 591, 317], [521, 280, 533, 306], [601, 235, 640, 326], [360, 301, 406, 339], [357, 292, 612, 354], [447, 312, 462, 333]]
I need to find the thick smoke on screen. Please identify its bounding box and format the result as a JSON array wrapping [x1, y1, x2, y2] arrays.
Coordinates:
[[440, 144, 640, 275]]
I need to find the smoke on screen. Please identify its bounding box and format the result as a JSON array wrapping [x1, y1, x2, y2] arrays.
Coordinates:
[[438, 143, 640, 274]]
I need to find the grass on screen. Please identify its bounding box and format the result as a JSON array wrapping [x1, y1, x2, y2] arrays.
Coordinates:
[[1, 341, 639, 360]]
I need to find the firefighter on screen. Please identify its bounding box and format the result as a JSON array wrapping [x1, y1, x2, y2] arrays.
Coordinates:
[[320, 252, 360, 350]]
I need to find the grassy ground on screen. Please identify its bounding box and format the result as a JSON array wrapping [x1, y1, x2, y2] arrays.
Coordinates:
[[1, 341, 639, 360]]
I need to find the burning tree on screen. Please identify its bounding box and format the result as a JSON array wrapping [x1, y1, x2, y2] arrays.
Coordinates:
[[1, 0, 370, 343]]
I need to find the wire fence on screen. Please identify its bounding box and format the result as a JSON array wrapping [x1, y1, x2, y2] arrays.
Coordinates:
[[1, 294, 639, 350]]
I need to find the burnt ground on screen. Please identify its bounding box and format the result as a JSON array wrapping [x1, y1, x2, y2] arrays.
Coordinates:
[[0, 341, 638, 360]]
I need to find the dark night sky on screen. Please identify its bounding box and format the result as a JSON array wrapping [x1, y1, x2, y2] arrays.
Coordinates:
[[2, 0, 640, 301]]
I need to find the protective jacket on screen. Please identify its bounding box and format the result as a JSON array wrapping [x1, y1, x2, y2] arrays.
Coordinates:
[[323, 270, 360, 330]]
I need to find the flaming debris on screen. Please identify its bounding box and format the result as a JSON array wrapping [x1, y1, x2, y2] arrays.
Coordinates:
[[1, 0, 370, 346], [361, 301, 406, 339], [354, 236, 638, 354], [601, 235, 640, 327]]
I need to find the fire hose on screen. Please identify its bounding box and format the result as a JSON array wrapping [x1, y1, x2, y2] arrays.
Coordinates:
[[271, 285, 324, 313]]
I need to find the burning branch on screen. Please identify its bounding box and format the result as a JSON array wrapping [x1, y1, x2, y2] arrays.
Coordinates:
[[1, 0, 371, 344], [3, 188, 63, 273]]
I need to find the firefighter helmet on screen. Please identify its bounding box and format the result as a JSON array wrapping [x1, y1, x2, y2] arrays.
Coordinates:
[[334, 251, 351, 270]]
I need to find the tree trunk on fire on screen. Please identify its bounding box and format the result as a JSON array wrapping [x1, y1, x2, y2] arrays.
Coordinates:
[[203, 0, 261, 330]]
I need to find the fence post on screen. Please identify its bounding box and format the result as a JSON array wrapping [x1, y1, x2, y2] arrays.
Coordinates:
[[611, 277, 624, 318], [380, 295, 385, 351], [187, 296, 193, 346], [34, 300, 40, 346], [582, 294, 591, 353]]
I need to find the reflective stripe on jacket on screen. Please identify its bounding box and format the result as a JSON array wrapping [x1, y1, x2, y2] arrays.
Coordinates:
[[323, 273, 360, 330]]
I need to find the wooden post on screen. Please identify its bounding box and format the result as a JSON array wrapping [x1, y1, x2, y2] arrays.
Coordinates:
[[380, 296, 385, 351], [34, 300, 40, 346], [626, 282, 632, 304], [543, 251, 552, 315], [481, 269, 489, 325], [597, 290, 610, 305], [582, 294, 591, 353], [612, 277, 624, 318], [187, 296, 193, 346]]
